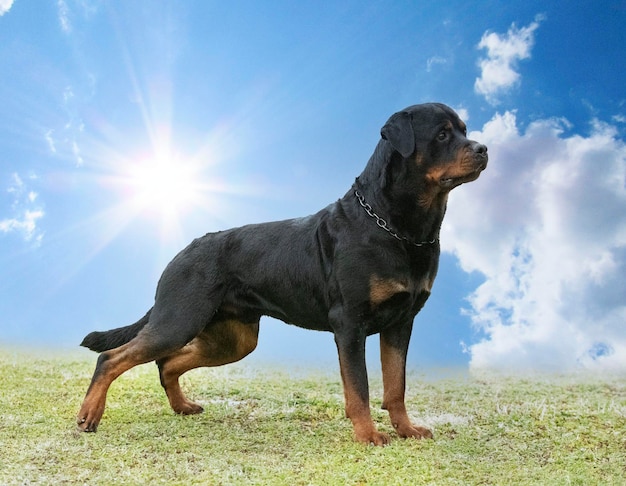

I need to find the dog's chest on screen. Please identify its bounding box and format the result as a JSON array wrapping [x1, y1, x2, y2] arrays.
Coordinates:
[[367, 268, 435, 326], [368, 247, 438, 308], [361, 272, 433, 335]]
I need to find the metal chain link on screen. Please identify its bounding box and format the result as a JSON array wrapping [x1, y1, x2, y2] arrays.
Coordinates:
[[354, 189, 438, 247]]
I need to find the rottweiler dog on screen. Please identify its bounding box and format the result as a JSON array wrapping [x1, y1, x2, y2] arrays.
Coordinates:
[[78, 103, 487, 445]]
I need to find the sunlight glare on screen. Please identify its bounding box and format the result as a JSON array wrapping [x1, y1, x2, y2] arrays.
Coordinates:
[[125, 151, 202, 220]]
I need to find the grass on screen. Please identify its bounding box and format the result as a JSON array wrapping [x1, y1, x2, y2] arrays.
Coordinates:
[[1, 348, 625, 485]]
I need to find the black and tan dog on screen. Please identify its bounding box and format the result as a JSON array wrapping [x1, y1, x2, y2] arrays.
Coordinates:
[[78, 103, 487, 445]]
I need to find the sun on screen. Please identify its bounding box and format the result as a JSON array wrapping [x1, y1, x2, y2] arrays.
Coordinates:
[[118, 149, 208, 226]]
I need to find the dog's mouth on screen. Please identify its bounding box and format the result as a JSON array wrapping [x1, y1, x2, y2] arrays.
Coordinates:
[[439, 158, 488, 189], [440, 162, 486, 188]]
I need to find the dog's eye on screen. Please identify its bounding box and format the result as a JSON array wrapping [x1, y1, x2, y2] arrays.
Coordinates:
[[437, 130, 448, 141]]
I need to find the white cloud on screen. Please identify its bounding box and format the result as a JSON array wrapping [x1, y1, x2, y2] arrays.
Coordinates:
[[442, 112, 626, 372], [613, 114, 626, 124], [474, 16, 544, 104], [45, 84, 88, 166], [56, 0, 100, 34], [454, 107, 469, 124], [1, 173, 45, 244], [72, 140, 84, 166], [44, 129, 57, 154], [426, 56, 448, 72], [0, 209, 45, 243], [0, 0, 14, 16], [57, 0, 71, 33]]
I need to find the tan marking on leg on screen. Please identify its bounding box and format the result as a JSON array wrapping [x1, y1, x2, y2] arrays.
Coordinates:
[[159, 319, 259, 414], [340, 372, 389, 446], [158, 342, 207, 415], [336, 347, 389, 446], [380, 338, 432, 440], [77, 341, 151, 432]]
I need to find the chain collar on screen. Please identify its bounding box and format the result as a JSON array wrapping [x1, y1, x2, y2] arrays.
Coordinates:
[[353, 186, 438, 247]]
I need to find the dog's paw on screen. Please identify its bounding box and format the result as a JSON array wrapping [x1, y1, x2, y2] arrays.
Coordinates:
[[355, 427, 391, 446], [76, 407, 102, 433], [172, 399, 204, 415], [396, 423, 433, 440]]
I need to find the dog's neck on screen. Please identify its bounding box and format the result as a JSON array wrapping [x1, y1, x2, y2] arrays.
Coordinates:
[[353, 140, 448, 245]]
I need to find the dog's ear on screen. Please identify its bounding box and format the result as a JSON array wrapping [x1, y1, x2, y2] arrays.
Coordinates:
[[381, 111, 415, 158]]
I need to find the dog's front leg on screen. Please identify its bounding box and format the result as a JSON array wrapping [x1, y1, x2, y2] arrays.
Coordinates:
[[380, 323, 433, 439], [334, 330, 390, 446]]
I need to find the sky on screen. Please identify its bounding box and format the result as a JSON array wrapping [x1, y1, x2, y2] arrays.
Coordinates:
[[1, 0, 625, 373]]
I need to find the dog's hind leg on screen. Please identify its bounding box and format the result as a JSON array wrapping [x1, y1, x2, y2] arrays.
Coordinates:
[[77, 338, 153, 432], [77, 273, 225, 432], [156, 319, 260, 415], [77, 314, 213, 432]]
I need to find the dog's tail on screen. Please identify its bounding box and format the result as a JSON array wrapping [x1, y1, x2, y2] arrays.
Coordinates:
[[80, 309, 152, 353]]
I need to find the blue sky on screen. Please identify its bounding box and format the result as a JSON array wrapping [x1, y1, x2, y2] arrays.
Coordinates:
[[1, 1, 625, 371]]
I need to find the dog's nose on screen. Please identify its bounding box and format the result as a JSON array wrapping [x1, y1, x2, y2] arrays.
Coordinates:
[[472, 142, 488, 155]]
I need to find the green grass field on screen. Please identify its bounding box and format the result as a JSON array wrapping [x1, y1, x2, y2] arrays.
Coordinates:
[[1, 348, 625, 485]]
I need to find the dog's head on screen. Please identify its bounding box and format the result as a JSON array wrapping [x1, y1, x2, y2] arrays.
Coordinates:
[[381, 103, 488, 193]]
